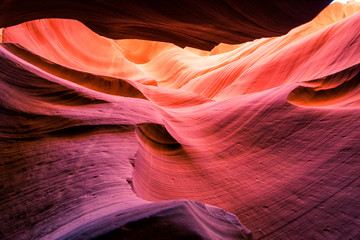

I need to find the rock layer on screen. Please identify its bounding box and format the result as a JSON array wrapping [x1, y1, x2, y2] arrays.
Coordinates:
[[1, 1, 360, 240], [0, 0, 331, 50]]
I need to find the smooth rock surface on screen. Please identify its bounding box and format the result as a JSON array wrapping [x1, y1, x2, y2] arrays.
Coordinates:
[[1, 1, 359, 240]]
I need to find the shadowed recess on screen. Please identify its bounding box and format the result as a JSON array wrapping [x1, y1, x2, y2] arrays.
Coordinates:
[[0, 0, 331, 50], [288, 64, 360, 107]]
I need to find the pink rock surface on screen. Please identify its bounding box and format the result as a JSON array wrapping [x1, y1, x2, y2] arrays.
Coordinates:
[[1, 2, 359, 239]]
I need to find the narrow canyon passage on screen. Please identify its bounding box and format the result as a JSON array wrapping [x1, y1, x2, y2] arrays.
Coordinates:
[[1, 1, 359, 239]]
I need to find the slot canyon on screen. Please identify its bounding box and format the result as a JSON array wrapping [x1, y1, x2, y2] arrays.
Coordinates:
[[1, 1, 359, 239]]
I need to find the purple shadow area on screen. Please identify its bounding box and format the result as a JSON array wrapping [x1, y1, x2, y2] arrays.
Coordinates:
[[59, 200, 252, 240]]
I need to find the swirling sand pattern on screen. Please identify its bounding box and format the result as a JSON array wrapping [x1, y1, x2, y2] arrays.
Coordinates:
[[1, 2, 359, 240]]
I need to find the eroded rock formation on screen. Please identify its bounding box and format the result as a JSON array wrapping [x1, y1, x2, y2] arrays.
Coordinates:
[[1, 1, 359, 239]]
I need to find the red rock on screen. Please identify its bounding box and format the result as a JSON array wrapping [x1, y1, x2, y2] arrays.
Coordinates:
[[0, 1, 359, 239]]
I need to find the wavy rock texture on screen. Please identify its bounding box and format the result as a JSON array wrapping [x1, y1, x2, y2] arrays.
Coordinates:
[[1, 1, 360, 240]]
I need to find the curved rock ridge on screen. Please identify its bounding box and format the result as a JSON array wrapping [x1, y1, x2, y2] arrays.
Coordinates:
[[1, 1, 360, 240], [3, 2, 360, 100], [0, 0, 332, 50], [60, 200, 252, 240], [0, 42, 247, 240], [288, 64, 360, 107]]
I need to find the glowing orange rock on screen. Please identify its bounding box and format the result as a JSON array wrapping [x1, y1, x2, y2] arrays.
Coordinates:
[[0, 2, 359, 240]]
